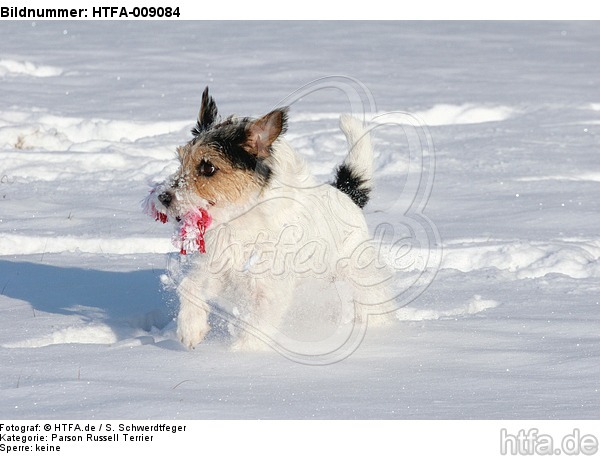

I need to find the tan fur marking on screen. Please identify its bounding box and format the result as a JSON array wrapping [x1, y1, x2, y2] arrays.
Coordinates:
[[177, 143, 263, 206]]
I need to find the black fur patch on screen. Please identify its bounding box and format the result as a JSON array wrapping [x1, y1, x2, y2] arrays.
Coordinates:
[[197, 119, 272, 185], [333, 164, 370, 209], [191, 87, 219, 137]]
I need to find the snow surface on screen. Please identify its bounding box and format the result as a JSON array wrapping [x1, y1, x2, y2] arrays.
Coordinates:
[[1, 21, 599, 419]]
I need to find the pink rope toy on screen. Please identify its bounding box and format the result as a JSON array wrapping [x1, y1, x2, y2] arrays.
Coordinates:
[[174, 207, 212, 255], [143, 187, 212, 255]]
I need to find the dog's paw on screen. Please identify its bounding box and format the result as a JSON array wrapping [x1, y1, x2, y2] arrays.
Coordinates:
[[176, 306, 209, 349]]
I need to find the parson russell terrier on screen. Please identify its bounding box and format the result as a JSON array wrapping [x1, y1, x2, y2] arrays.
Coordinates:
[[144, 87, 392, 351]]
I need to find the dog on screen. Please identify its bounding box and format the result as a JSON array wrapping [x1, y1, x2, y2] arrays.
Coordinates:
[[145, 87, 392, 351]]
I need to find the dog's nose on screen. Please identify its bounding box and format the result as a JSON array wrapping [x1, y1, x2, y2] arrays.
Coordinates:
[[158, 191, 172, 208]]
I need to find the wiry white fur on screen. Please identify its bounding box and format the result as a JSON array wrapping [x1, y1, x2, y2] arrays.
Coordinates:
[[163, 115, 392, 351]]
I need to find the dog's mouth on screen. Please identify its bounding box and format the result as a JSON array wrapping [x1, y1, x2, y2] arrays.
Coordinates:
[[143, 183, 216, 255], [175, 200, 215, 223]]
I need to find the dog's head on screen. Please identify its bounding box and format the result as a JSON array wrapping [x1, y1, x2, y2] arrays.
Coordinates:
[[155, 87, 288, 222]]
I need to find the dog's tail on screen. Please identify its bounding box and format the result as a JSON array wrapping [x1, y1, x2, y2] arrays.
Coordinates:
[[332, 114, 374, 209]]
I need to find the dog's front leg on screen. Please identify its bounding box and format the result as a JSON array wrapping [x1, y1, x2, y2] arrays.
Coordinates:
[[176, 274, 221, 349]]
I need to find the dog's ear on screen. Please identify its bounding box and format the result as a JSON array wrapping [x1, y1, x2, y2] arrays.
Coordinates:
[[191, 86, 219, 137], [244, 107, 288, 158]]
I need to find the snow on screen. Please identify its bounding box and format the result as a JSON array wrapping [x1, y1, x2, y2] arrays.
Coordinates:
[[1, 21, 599, 419], [0, 59, 63, 78]]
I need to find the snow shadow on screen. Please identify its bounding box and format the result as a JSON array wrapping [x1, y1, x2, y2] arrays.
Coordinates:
[[0, 260, 171, 337]]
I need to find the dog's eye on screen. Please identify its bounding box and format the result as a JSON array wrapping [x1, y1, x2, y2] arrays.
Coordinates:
[[197, 160, 217, 177]]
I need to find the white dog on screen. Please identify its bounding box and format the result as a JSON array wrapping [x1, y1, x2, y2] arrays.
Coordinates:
[[145, 87, 391, 351]]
